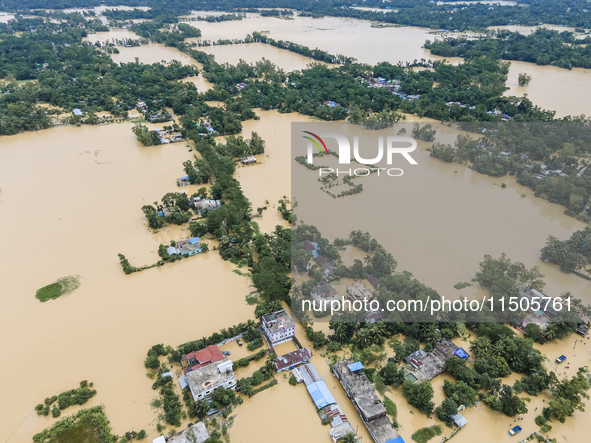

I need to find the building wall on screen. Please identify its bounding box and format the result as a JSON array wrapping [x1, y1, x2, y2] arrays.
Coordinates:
[[190, 376, 236, 401]]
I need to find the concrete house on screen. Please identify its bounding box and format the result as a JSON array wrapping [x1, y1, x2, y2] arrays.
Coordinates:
[[262, 309, 295, 346], [187, 360, 236, 401]]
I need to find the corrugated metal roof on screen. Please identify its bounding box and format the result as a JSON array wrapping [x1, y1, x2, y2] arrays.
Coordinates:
[[161, 371, 173, 378], [179, 376, 188, 390], [451, 413, 467, 428], [301, 363, 322, 386], [306, 381, 336, 409]]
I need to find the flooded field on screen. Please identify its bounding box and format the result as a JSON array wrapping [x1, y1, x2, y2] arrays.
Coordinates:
[[199, 43, 324, 72], [0, 123, 254, 443], [2, 9, 591, 443], [292, 121, 590, 304]]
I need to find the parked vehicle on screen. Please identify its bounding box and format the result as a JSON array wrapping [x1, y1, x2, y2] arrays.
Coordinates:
[[555, 355, 567, 364], [237, 339, 243, 346]]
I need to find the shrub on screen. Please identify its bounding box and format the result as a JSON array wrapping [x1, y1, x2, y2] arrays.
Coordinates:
[[289, 375, 297, 386], [51, 406, 61, 418], [535, 415, 546, 426]]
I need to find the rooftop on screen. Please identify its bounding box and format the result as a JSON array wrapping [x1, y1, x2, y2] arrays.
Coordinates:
[[186, 361, 235, 395], [183, 345, 224, 373], [262, 309, 294, 333], [167, 422, 209, 443], [275, 348, 311, 371]]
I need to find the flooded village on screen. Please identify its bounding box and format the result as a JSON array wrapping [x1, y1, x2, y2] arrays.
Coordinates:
[[1, 4, 591, 443]]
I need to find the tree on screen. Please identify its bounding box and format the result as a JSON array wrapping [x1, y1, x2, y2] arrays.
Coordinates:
[[518, 73, 532, 86], [341, 433, 356, 443], [402, 380, 435, 415], [289, 375, 297, 386], [435, 398, 458, 427]]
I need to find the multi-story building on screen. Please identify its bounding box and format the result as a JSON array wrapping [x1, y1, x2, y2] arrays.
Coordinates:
[[186, 360, 236, 402], [261, 309, 295, 346]]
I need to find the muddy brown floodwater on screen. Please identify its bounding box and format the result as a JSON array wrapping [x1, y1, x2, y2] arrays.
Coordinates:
[[2, 11, 591, 443], [0, 123, 254, 443]]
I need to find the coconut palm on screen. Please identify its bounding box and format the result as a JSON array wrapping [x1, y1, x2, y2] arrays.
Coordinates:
[[341, 433, 357, 443]]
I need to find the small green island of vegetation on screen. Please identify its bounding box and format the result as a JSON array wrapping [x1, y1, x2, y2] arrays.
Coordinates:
[[35, 275, 81, 302]]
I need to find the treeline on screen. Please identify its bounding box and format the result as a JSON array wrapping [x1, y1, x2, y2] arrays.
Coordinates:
[[35, 380, 96, 418], [250, 31, 355, 64], [130, 21, 201, 46], [426, 28, 591, 70], [541, 227, 591, 274], [426, 122, 591, 220], [9, 0, 591, 31]]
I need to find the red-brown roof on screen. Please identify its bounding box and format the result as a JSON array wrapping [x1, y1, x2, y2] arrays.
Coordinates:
[[303, 240, 315, 251], [183, 345, 224, 373]]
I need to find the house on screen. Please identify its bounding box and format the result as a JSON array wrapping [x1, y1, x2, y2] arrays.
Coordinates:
[[192, 197, 222, 214], [333, 358, 401, 443], [176, 237, 202, 256], [403, 339, 468, 382], [367, 274, 380, 290], [262, 309, 295, 345], [167, 422, 210, 443], [311, 282, 339, 302], [187, 360, 236, 401], [451, 413, 467, 428], [324, 404, 356, 442], [275, 348, 311, 372], [303, 240, 316, 251], [72, 108, 83, 116], [346, 283, 373, 301], [317, 256, 335, 277], [236, 82, 247, 90], [181, 344, 225, 374], [170, 133, 183, 142], [240, 155, 257, 165], [177, 176, 191, 186], [306, 379, 336, 409], [323, 100, 340, 107]]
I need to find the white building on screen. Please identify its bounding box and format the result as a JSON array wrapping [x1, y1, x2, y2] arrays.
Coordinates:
[[262, 309, 295, 346], [187, 360, 236, 401]]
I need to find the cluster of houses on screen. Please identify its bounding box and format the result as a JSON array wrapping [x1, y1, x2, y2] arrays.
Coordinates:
[[334, 359, 405, 443], [297, 361, 358, 443], [196, 120, 216, 135], [323, 100, 340, 107], [304, 240, 336, 279], [155, 128, 183, 144], [402, 338, 468, 383], [166, 237, 203, 257], [362, 76, 419, 101], [523, 162, 569, 179], [446, 101, 476, 110], [192, 196, 222, 214]]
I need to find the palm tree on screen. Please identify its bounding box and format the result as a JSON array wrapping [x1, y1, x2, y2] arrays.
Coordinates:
[[341, 433, 357, 443], [333, 322, 348, 344]]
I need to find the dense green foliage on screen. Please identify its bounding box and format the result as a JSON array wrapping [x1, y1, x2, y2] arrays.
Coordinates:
[[426, 29, 591, 70], [33, 406, 117, 443], [402, 380, 435, 415], [540, 227, 591, 274]]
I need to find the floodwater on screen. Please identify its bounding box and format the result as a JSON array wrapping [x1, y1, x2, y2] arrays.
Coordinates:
[[2, 11, 591, 443], [199, 43, 324, 72], [189, 14, 590, 117], [292, 121, 590, 305], [0, 123, 254, 443]]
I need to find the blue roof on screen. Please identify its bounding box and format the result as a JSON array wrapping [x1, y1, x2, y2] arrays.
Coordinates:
[[454, 348, 468, 359], [188, 237, 200, 244], [387, 438, 406, 443], [348, 362, 365, 372], [306, 381, 336, 409]]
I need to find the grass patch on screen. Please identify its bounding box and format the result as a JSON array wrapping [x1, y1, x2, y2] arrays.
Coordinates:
[[36, 275, 81, 302], [453, 282, 471, 290], [383, 397, 398, 427], [51, 421, 103, 443], [373, 373, 387, 396], [33, 406, 116, 443], [411, 425, 442, 443]]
